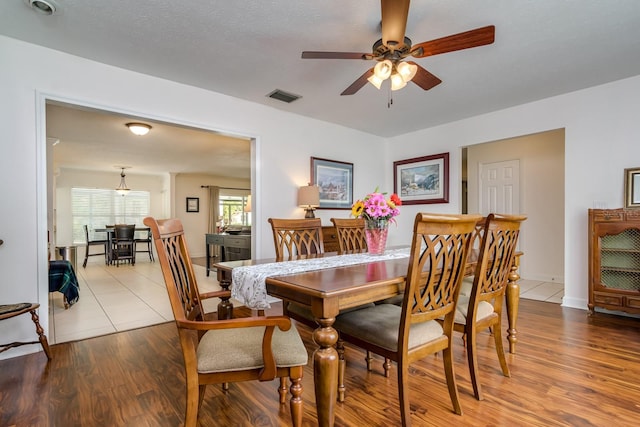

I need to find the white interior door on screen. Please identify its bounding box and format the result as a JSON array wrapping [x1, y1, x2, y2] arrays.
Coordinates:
[[478, 159, 520, 215]]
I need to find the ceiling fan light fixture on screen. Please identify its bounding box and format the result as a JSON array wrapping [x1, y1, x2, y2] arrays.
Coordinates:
[[367, 74, 384, 90], [373, 60, 393, 80], [126, 122, 152, 136], [397, 61, 417, 83], [390, 73, 407, 91]]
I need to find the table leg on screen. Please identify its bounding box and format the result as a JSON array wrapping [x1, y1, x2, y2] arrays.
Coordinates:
[[312, 317, 339, 427], [217, 279, 233, 320], [206, 242, 211, 277], [505, 255, 521, 354]]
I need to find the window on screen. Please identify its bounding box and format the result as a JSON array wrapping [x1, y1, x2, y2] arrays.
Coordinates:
[[219, 195, 251, 227], [71, 188, 151, 244]]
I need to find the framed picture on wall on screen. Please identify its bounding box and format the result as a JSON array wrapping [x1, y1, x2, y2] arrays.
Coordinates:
[[186, 197, 199, 212], [393, 153, 449, 205], [311, 157, 354, 209], [625, 167, 640, 208]]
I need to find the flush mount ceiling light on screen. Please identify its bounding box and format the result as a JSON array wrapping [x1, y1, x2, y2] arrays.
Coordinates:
[[115, 167, 131, 196], [25, 0, 58, 15], [126, 122, 152, 136]]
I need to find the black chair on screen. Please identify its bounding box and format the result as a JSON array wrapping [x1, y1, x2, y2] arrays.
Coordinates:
[[135, 229, 154, 262], [111, 224, 136, 266], [82, 224, 108, 268]]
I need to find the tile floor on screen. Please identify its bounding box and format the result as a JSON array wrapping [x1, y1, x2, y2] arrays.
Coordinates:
[[48, 255, 228, 344], [518, 278, 564, 304], [49, 256, 565, 344]]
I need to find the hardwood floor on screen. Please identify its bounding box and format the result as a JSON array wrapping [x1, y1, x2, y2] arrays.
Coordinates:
[[2, 299, 639, 426]]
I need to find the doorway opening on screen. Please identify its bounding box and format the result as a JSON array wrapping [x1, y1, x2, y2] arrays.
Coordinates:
[[43, 99, 253, 344], [462, 128, 565, 303]]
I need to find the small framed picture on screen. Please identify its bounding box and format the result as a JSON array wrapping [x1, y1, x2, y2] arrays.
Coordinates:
[[393, 153, 449, 205], [186, 197, 199, 213], [311, 157, 354, 209], [625, 167, 640, 208]]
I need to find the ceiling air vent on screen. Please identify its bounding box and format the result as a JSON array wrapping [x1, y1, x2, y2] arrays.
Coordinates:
[[267, 89, 301, 104]]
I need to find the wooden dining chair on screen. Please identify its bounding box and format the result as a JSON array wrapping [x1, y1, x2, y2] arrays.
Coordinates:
[[82, 224, 107, 268], [268, 217, 374, 401], [144, 217, 307, 427], [267, 218, 326, 323], [330, 218, 367, 254], [334, 213, 481, 425], [453, 213, 526, 400], [0, 303, 52, 360], [330, 217, 381, 379], [268, 218, 324, 259]]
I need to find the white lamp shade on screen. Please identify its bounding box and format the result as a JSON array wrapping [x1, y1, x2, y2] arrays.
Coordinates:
[[397, 61, 418, 82], [298, 185, 320, 208], [373, 60, 393, 80], [244, 195, 252, 212], [367, 74, 384, 90], [390, 73, 407, 91]]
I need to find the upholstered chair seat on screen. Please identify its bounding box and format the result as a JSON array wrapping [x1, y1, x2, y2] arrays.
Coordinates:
[[454, 296, 495, 324], [334, 304, 444, 351], [197, 326, 307, 374]]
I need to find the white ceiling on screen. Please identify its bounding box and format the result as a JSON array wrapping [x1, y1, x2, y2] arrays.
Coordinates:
[[47, 102, 251, 177], [3, 1, 640, 174]]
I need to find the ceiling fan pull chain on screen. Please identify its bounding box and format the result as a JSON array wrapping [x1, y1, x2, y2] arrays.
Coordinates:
[[387, 85, 393, 108]]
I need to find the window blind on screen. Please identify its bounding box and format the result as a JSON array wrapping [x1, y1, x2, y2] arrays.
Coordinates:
[[71, 188, 151, 244]]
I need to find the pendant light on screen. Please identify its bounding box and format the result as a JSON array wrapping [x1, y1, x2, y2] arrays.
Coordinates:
[[115, 167, 130, 196]]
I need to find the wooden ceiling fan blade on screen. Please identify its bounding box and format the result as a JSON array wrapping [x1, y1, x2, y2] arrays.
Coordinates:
[[302, 51, 370, 60], [381, 0, 410, 48], [408, 62, 442, 90], [410, 25, 495, 58], [341, 68, 374, 96]]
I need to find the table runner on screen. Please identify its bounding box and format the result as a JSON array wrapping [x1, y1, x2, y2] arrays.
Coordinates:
[[231, 248, 410, 309]]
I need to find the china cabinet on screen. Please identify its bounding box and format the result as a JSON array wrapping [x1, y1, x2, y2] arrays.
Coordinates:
[[588, 208, 640, 314]]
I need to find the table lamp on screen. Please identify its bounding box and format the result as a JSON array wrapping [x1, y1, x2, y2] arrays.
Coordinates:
[[298, 184, 320, 218]]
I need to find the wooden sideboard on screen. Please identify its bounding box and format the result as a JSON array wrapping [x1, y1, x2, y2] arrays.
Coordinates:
[[322, 226, 339, 253], [205, 233, 251, 276], [588, 208, 640, 315]]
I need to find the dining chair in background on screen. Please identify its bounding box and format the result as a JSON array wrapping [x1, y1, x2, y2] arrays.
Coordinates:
[[268, 218, 324, 259], [333, 213, 482, 426], [111, 224, 136, 266], [144, 217, 308, 427], [267, 218, 326, 323], [82, 224, 107, 268], [453, 213, 526, 400], [330, 217, 367, 254], [135, 228, 154, 262]]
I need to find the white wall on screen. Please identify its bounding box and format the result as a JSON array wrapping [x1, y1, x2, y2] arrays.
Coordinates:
[[466, 129, 565, 282], [386, 75, 640, 311], [0, 35, 384, 358]]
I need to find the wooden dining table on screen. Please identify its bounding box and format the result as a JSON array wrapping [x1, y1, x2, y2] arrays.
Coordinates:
[[214, 250, 522, 427]]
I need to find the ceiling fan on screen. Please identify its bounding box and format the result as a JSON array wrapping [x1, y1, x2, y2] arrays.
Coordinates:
[[301, 0, 495, 95]]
